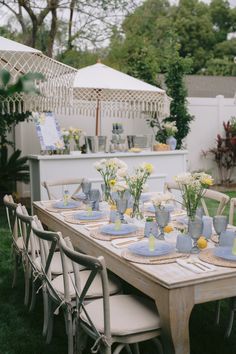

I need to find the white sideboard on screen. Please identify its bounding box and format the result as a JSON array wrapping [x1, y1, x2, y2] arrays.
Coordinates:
[[28, 150, 188, 203]]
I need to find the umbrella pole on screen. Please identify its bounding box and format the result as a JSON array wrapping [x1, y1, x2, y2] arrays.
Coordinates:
[[95, 99, 100, 136]]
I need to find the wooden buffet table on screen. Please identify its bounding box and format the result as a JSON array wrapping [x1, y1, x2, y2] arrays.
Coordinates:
[[33, 201, 236, 354], [28, 150, 187, 203]]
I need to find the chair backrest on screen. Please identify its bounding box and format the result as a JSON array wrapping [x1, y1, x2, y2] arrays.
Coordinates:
[[59, 236, 111, 342], [163, 181, 182, 208], [200, 189, 230, 217], [229, 197, 236, 225], [16, 204, 38, 262], [3, 194, 19, 241], [41, 178, 84, 200], [31, 217, 59, 277]]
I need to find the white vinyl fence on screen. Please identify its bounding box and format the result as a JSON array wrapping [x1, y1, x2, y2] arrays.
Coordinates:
[[14, 95, 236, 197]]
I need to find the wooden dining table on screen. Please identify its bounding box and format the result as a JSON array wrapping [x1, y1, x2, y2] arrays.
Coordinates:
[[33, 201, 236, 354]]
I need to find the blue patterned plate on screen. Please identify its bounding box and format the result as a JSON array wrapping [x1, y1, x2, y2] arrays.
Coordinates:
[[214, 247, 236, 261], [128, 240, 175, 257], [147, 204, 175, 213], [73, 192, 87, 200], [100, 223, 138, 236], [53, 200, 81, 209], [74, 211, 104, 220], [140, 193, 151, 203]]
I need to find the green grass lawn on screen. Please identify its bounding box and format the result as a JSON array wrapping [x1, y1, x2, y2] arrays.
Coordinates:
[[1, 192, 236, 354]]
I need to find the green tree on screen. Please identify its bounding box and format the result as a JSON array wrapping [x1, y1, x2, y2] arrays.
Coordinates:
[[163, 36, 194, 149]]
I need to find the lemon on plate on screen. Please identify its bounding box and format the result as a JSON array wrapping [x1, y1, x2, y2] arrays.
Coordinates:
[[197, 236, 208, 249]]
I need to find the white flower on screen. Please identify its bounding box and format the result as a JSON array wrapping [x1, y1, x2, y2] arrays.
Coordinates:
[[117, 167, 128, 178], [112, 181, 128, 193], [152, 192, 174, 207]]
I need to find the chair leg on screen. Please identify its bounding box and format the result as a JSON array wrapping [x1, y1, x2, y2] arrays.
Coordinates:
[[125, 344, 132, 354], [46, 296, 54, 344], [215, 300, 221, 325], [42, 286, 49, 337], [76, 326, 88, 354], [225, 297, 236, 338], [12, 253, 19, 288], [113, 343, 125, 354], [24, 263, 30, 307], [66, 310, 74, 354], [151, 337, 164, 354], [29, 278, 37, 312], [131, 343, 140, 354]]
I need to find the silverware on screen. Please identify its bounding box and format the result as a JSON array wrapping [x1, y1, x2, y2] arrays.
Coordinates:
[[114, 239, 140, 247], [186, 260, 208, 271]]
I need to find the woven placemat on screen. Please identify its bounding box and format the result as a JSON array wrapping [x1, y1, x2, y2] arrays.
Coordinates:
[[90, 228, 144, 241], [45, 203, 85, 213], [199, 249, 236, 268], [121, 250, 187, 264], [63, 212, 108, 225]]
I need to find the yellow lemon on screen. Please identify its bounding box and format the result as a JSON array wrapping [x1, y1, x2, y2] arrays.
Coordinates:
[[197, 236, 208, 250], [163, 225, 174, 233], [125, 208, 132, 216]]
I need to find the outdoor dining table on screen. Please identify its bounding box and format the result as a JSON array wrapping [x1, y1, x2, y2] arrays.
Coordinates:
[[33, 201, 236, 354]]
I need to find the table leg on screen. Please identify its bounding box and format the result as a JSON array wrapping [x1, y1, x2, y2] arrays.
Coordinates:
[[155, 286, 194, 354]]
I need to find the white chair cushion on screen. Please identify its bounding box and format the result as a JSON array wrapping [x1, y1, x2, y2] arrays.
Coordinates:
[[81, 295, 161, 336], [16, 236, 24, 250], [34, 251, 73, 275], [16, 237, 40, 254], [51, 271, 121, 298]]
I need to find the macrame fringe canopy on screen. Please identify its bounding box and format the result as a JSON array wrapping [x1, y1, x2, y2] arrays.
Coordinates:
[[0, 36, 77, 114], [0, 37, 170, 119]]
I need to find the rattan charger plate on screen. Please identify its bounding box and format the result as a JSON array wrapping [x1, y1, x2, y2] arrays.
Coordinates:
[[45, 203, 85, 213], [90, 228, 144, 241], [63, 212, 108, 225], [121, 250, 187, 265], [199, 248, 236, 268]]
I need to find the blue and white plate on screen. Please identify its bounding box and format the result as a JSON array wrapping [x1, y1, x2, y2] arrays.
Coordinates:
[[74, 211, 104, 220], [147, 204, 174, 213], [100, 223, 138, 236], [214, 247, 236, 261], [53, 200, 81, 209], [73, 192, 87, 200], [128, 240, 175, 257], [140, 193, 152, 203]]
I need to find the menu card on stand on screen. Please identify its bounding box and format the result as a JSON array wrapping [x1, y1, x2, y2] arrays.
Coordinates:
[[32, 112, 64, 152]]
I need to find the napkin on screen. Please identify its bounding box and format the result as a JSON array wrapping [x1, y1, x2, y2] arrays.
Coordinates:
[[176, 258, 217, 273], [111, 237, 141, 248]]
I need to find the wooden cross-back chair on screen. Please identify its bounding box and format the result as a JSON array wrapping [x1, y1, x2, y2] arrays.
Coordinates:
[[41, 178, 84, 200], [31, 218, 121, 354], [16, 204, 40, 310], [164, 182, 230, 216], [229, 197, 236, 225], [59, 235, 163, 354]]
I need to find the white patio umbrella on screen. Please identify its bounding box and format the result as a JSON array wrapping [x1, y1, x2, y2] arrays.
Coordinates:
[[72, 63, 170, 135], [0, 36, 77, 113]]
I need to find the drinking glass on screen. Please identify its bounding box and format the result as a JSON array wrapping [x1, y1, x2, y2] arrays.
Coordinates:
[[213, 215, 228, 244], [155, 208, 170, 240], [81, 181, 92, 202], [188, 217, 203, 253], [89, 189, 101, 211], [116, 197, 128, 223]]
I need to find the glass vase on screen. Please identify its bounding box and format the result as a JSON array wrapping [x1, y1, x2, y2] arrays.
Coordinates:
[[131, 194, 143, 219], [101, 183, 113, 204], [188, 216, 203, 254]]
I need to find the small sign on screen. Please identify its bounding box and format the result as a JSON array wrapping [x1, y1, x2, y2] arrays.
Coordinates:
[[32, 112, 64, 151]]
